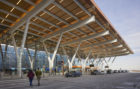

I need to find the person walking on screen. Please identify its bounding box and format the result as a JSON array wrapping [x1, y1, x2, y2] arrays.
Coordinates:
[[27, 70, 35, 86], [35, 68, 42, 86]]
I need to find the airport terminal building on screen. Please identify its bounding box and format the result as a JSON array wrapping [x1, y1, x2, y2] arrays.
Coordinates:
[[0, 0, 133, 78]]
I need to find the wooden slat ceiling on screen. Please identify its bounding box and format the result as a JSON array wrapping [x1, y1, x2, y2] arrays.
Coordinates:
[[0, 0, 133, 58]]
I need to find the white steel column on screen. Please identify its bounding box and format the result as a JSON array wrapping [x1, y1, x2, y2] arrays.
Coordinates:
[[43, 33, 63, 74], [50, 33, 63, 74], [112, 56, 117, 63], [77, 53, 82, 65], [52, 33, 63, 62], [4, 40, 8, 70], [12, 35, 19, 64], [62, 46, 71, 66], [34, 42, 38, 69], [100, 61, 104, 70], [26, 47, 34, 69], [108, 57, 112, 62], [42, 42, 51, 62], [12, 35, 20, 73], [96, 57, 101, 66], [43, 42, 53, 74], [0, 44, 4, 72], [82, 49, 92, 73], [89, 55, 95, 66], [103, 58, 108, 66], [18, 19, 30, 77], [43, 41, 52, 74], [69, 42, 81, 71]]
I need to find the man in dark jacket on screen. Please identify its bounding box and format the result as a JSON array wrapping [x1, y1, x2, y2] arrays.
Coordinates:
[[27, 70, 35, 86]]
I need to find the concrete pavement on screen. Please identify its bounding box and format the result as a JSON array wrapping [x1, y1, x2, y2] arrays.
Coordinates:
[[0, 73, 140, 89]]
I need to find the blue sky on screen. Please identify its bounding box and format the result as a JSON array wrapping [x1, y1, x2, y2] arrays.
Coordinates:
[[94, 0, 140, 70]]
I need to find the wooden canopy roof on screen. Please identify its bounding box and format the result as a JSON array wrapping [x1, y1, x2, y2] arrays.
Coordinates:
[[0, 0, 133, 58]]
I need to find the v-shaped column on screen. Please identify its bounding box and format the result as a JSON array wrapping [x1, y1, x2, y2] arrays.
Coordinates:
[[69, 42, 81, 71], [26, 43, 37, 70], [62, 42, 81, 71], [43, 33, 63, 74], [0, 40, 8, 72], [12, 19, 30, 78], [82, 49, 92, 73]]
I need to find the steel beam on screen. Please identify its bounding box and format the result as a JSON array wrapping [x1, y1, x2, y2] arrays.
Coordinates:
[[29, 27, 45, 34], [100, 52, 129, 57], [43, 4, 100, 46], [9, 0, 54, 34], [36, 16, 60, 28], [82, 39, 117, 49], [94, 48, 128, 53], [0, 24, 11, 28], [43, 10, 69, 25], [72, 0, 106, 42], [0, 9, 20, 18], [85, 44, 123, 53], [31, 22, 52, 32], [18, 29, 42, 38], [95, 19, 130, 54], [108, 44, 123, 49], [95, 50, 129, 55], [41, 16, 95, 41], [86, 25, 96, 32], [0, 17, 13, 23], [0, 17, 45, 35], [73, 0, 91, 16], [53, 2, 79, 20], [63, 30, 109, 46], [72, 1, 130, 55], [24, 0, 35, 6], [43, 10, 92, 43], [0, 0, 27, 13]]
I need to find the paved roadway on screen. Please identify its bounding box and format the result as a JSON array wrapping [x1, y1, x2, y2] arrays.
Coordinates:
[[0, 73, 140, 89]]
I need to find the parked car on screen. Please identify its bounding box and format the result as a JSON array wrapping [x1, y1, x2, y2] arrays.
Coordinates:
[[65, 71, 82, 77], [107, 69, 112, 74], [113, 70, 118, 73], [118, 70, 121, 73], [121, 70, 125, 73], [91, 70, 104, 75], [124, 70, 128, 73]]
